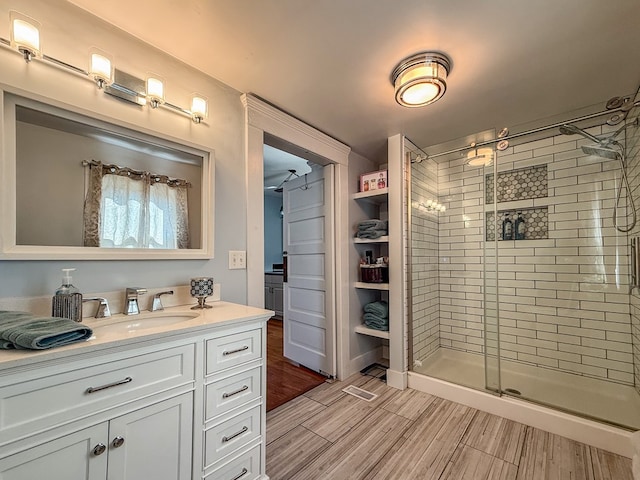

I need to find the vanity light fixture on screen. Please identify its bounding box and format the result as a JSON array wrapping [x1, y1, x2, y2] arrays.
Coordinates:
[[1, 11, 208, 124], [10, 12, 40, 62], [191, 95, 208, 123], [89, 49, 113, 88], [391, 52, 451, 107], [146, 76, 165, 108]]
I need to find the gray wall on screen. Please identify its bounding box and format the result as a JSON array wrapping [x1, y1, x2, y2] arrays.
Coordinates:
[[0, 0, 247, 304], [263, 194, 283, 271]]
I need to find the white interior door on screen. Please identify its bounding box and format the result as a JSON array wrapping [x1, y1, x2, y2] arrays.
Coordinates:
[[283, 165, 335, 376]]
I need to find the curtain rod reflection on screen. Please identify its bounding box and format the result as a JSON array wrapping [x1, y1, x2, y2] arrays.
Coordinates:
[[82, 159, 191, 188]]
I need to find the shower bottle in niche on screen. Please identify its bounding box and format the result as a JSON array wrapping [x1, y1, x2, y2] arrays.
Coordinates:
[[515, 211, 526, 240], [502, 213, 513, 240]]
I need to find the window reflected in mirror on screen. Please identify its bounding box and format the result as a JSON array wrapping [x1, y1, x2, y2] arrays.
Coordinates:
[[14, 101, 204, 250]]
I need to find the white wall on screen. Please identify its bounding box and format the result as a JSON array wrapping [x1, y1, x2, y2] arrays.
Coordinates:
[[0, 0, 247, 304], [263, 194, 283, 270]]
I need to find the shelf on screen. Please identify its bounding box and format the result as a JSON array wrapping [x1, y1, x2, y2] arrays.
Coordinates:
[[354, 236, 389, 244], [354, 282, 389, 290], [355, 324, 389, 339], [352, 188, 388, 204]]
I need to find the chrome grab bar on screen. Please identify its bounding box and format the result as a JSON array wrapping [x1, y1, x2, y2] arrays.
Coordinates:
[[632, 237, 640, 293]]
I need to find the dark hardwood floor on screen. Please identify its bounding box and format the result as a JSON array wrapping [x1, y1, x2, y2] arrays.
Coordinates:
[[267, 318, 326, 412]]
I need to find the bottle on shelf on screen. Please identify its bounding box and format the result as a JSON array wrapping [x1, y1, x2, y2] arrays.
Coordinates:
[[502, 213, 513, 240], [514, 211, 525, 240]]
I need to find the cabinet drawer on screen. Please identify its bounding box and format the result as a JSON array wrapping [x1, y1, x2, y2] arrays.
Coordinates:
[[205, 367, 261, 421], [204, 405, 261, 469], [205, 444, 261, 480], [0, 344, 195, 444], [206, 329, 261, 375]]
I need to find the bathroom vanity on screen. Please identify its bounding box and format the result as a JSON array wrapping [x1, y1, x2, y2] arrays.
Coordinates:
[[0, 302, 271, 480]]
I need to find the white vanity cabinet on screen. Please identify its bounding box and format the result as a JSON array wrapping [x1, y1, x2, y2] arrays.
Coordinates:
[[0, 303, 271, 480]]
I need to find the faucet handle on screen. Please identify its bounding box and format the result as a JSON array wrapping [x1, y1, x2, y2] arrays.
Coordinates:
[[126, 287, 147, 297], [83, 297, 111, 318], [150, 290, 174, 312]]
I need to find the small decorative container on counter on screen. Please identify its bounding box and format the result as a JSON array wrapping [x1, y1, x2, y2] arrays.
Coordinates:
[[360, 264, 389, 283], [190, 277, 214, 309]]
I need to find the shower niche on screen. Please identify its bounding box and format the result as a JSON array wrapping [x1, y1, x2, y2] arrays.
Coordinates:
[[485, 163, 549, 241]]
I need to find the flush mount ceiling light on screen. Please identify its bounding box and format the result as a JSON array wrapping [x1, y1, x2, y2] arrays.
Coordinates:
[[466, 147, 493, 167], [391, 52, 451, 107]]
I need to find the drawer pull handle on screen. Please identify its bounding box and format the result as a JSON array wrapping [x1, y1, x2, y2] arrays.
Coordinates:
[[223, 345, 249, 356], [92, 443, 106, 456], [222, 385, 249, 399], [85, 376, 132, 394], [222, 426, 248, 443], [230, 467, 249, 480]]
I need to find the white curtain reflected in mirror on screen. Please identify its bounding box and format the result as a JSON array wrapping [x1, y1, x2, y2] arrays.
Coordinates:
[[83, 161, 190, 249]]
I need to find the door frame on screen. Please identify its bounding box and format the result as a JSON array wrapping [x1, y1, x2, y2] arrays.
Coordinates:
[[241, 94, 350, 380]]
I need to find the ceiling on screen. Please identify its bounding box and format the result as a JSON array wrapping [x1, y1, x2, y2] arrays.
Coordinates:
[[69, 0, 640, 161]]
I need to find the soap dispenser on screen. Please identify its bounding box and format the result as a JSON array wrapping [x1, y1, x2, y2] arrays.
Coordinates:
[[52, 268, 83, 322]]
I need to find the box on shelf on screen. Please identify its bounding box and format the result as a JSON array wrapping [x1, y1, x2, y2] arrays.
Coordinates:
[[360, 264, 389, 283], [360, 169, 387, 192]]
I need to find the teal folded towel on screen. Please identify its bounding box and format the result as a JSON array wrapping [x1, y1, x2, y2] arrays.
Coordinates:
[[358, 219, 387, 231], [356, 229, 386, 239], [363, 313, 389, 331], [0, 311, 93, 350], [364, 301, 388, 318]]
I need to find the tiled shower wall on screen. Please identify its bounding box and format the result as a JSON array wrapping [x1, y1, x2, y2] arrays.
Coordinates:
[[626, 103, 640, 394], [410, 157, 440, 364], [433, 128, 634, 385]]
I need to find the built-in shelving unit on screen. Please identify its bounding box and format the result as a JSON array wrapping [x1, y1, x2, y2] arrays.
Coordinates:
[[354, 236, 389, 244], [354, 282, 389, 291], [353, 185, 390, 340], [354, 325, 390, 339]]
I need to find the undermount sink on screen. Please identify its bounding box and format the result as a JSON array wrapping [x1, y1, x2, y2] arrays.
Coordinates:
[[91, 312, 199, 335]]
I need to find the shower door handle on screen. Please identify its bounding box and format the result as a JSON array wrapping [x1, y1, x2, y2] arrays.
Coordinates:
[[631, 237, 640, 293]]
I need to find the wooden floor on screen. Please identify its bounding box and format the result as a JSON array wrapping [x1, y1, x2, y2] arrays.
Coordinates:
[[266, 318, 326, 412], [266, 373, 633, 480]]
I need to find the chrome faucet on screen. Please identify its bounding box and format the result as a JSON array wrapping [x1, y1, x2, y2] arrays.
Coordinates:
[[124, 288, 147, 315], [150, 290, 174, 312], [82, 297, 111, 318]]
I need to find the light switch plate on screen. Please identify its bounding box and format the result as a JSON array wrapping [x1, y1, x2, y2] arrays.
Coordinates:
[[229, 250, 246, 269]]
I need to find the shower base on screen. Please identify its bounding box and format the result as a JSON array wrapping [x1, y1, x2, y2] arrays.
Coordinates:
[[412, 348, 640, 455]]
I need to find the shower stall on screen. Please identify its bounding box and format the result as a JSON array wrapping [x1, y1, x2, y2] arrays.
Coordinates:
[[407, 91, 640, 432]]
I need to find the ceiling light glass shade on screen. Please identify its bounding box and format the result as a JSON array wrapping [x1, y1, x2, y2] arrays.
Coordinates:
[[146, 76, 165, 107], [191, 95, 208, 122], [466, 147, 494, 167], [391, 52, 451, 107], [10, 12, 41, 61], [89, 49, 113, 88]]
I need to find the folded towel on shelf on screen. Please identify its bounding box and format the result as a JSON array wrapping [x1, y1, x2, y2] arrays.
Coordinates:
[[358, 219, 387, 231], [356, 229, 386, 239], [0, 311, 93, 350], [363, 313, 389, 331], [364, 301, 388, 318]]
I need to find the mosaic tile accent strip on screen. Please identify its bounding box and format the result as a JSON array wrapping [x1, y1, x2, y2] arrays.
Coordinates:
[[486, 208, 548, 241], [486, 164, 548, 204]]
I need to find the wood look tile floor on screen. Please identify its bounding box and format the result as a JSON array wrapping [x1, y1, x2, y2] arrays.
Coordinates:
[[267, 318, 326, 412], [266, 374, 633, 480]]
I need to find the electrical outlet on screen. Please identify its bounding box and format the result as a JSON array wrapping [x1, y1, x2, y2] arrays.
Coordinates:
[[229, 250, 246, 269]]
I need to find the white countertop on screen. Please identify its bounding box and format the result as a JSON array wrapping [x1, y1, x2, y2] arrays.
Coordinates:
[[0, 301, 273, 371]]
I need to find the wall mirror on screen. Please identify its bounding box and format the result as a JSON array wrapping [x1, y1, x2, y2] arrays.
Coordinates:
[[0, 93, 214, 260]]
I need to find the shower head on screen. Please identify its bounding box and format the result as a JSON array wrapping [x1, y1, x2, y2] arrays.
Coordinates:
[[581, 144, 621, 161], [559, 124, 601, 143]]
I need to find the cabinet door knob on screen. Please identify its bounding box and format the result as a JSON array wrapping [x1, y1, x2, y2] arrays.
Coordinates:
[[92, 443, 107, 456], [111, 436, 125, 448]]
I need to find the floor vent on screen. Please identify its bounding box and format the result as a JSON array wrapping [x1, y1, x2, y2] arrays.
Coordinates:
[[342, 385, 378, 402]]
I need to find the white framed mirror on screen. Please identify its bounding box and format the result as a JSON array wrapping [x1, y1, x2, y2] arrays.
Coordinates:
[[0, 92, 214, 260]]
